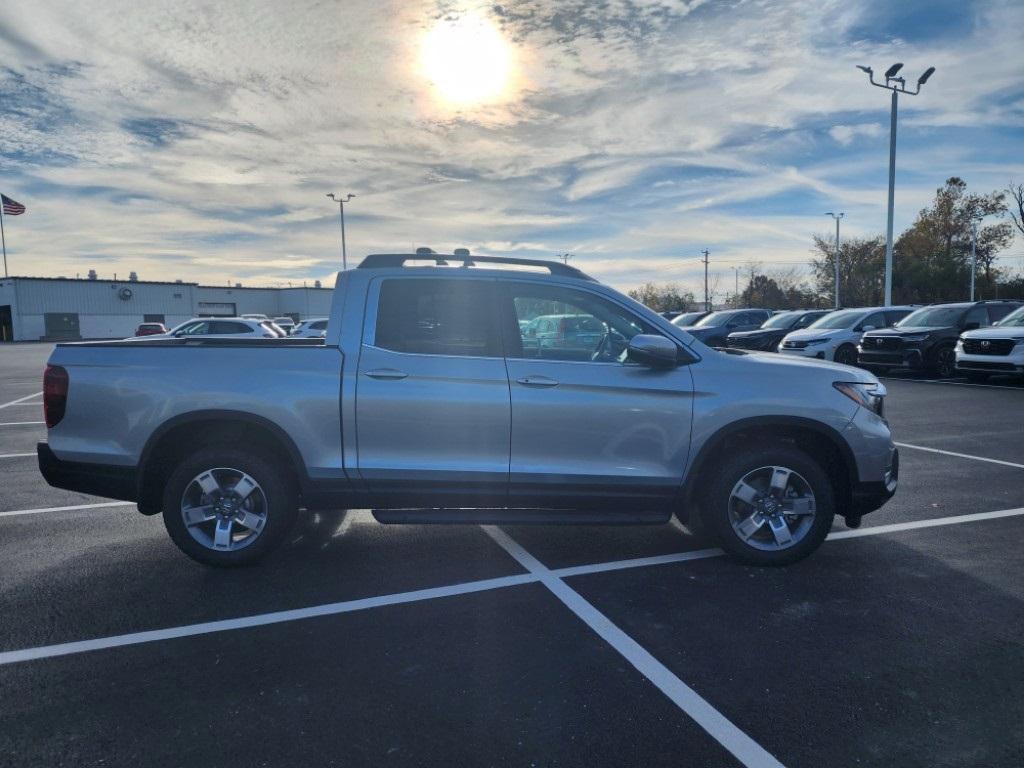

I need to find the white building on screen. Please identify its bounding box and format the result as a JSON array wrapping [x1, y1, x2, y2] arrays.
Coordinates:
[[0, 276, 333, 342]]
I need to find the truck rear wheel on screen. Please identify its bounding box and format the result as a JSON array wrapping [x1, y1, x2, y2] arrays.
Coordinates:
[[162, 446, 298, 566], [699, 445, 834, 566]]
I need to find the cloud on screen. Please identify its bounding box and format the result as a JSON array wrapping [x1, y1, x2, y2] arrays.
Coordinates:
[[0, 0, 1021, 299]]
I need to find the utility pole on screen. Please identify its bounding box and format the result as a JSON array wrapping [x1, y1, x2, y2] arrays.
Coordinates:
[[732, 266, 739, 298], [326, 193, 355, 270], [701, 249, 710, 311], [826, 212, 844, 308], [857, 62, 935, 306], [970, 221, 977, 301]]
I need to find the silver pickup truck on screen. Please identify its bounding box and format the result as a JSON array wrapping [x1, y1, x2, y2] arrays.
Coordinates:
[[39, 252, 898, 567]]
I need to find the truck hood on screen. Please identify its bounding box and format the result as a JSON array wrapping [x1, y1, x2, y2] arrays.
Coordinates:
[[727, 328, 784, 341], [961, 326, 1024, 340], [733, 347, 880, 383], [780, 327, 844, 343], [862, 326, 943, 337]]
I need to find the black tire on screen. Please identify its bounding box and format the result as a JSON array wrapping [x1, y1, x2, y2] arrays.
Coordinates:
[[964, 371, 989, 383], [699, 444, 835, 566], [930, 345, 956, 379], [834, 344, 858, 367], [162, 446, 298, 567]]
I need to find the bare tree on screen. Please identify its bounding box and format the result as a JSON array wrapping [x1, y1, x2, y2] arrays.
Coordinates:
[[1008, 182, 1024, 238]]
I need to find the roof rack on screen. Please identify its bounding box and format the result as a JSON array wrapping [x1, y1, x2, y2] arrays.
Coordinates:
[[357, 252, 595, 281]]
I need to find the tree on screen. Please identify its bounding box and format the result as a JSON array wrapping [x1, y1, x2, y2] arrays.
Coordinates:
[[893, 177, 1013, 302], [737, 270, 820, 309], [1007, 182, 1024, 239], [809, 235, 886, 307], [627, 282, 696, 313]]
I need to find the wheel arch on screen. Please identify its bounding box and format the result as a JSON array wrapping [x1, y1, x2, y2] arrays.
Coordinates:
[[679, 415, 857, 521], [136, 410, 308, 515]]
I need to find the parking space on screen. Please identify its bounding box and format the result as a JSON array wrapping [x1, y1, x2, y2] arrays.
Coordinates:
[[2, 342, 1023, 767]]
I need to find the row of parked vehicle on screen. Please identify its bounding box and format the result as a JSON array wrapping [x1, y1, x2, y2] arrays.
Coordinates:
[[132, 314, 329, 340], [668, 300, 1024, 380]]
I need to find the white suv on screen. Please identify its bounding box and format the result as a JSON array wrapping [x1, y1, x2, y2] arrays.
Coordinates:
[[779, 306, 915, 365], [291, 317, 329, 338], [135, 318, 284, 340], [956, 305, 1024, 382]]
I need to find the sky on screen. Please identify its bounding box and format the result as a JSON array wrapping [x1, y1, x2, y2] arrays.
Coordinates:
[[1, 0, 1022, 297]]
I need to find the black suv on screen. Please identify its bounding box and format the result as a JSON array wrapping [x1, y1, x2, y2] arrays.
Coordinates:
[[726, 309, 831, 352], [858, 301, 1023, 378], [676, 308, 772, 348]]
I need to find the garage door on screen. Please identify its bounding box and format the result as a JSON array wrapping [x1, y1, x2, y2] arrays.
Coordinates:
[[44, 313, 81, 341]]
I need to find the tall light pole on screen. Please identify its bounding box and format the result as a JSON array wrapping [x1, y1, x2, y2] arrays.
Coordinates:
[[731, 266, 739, 301], [970, 221, 978, 301], [700, 249, 710, 311], [857, 63, 935, 306], [825, 212, 844, 308], [326, 193, 355, 270]]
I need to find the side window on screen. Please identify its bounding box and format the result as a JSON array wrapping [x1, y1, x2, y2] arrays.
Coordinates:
[[857, 312, 886, 331], [183, 321, 210, 335], [373, 279, 501, 357], [506, 283, 656, 362], [210, 321, 247, 334], [964, 305, 987, 327], [987, 304, 1016, 324]]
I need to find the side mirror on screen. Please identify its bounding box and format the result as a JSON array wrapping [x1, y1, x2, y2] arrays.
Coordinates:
[[627, 334, 678, 368]]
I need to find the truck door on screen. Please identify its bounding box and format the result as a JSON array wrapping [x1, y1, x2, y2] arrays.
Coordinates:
[[499, 281, 694, 510], [356, 276, 510, 505]]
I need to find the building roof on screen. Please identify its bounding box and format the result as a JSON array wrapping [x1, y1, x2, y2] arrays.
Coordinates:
[[3, 275, 199, 287]]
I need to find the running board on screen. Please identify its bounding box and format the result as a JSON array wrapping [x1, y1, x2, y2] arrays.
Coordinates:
[[371, 508, 672, 525]]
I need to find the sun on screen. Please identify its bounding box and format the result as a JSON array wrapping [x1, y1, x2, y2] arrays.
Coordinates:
[[420, 13, 513, 107]]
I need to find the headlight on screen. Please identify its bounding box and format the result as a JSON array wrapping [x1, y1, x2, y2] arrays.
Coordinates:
[[833, 381, 886, 416], [900, 333, 930, 342], [805, 337, 832, 346]]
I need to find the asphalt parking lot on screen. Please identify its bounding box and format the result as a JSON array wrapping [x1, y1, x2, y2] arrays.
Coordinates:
[[1, 342, 1023, 768]]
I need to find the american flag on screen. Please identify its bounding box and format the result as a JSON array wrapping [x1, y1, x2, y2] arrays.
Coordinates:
[[1, 194, 26, 215]]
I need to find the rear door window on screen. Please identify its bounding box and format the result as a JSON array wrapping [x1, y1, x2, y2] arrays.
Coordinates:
[[372, 278, 501, 358], [987, 304, 1018, 324]]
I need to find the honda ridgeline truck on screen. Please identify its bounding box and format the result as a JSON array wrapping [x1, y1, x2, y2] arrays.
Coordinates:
[[39, 253, 899, 567]]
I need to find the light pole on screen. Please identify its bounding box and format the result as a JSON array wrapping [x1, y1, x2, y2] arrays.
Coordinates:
[[970, 221, 978, 301], [857, 62, 935, 305], [326, 193, 355, 270], [825, 212, 844, 308]]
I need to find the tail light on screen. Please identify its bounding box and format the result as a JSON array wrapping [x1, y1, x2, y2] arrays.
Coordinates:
[[43, 365, 69, 428]]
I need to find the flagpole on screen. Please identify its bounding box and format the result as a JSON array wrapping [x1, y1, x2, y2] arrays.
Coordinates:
[[0, 204, 7, 278]]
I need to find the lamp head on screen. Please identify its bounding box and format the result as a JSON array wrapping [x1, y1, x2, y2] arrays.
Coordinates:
[[856, 65, 872, 75], [884, 62, 904, 79], [917, 66, 936, 85]]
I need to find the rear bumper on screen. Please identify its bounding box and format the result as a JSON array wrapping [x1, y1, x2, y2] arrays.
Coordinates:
[[37, 443, 138, 502]]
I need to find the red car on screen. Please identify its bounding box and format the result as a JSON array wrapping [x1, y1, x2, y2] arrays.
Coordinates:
[[134, 322, 167, 336]]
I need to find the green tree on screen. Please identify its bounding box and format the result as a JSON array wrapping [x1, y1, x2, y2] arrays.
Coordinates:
[[809, 235, 886, 307], [627, 282, 696, 312]]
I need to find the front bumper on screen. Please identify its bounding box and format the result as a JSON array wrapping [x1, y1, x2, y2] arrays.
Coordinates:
[[778, 345, 830, 360], [850, 448, 899, 516], [37, 442, 138, 502], [857, 346, 924, 369], [956, 350, 1024, 376]]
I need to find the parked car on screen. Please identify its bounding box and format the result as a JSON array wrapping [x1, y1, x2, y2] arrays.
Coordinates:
[[956, 304, 1024, 382], [675, 308, 772, 347], [523, 313, 610, 361], [291, 317, 329, 338], [779, 306, 914, 365], [671, 310, 711, 328], [134, 322, 167, 337], [39, 252, 897, 568], [726, 309, 830, 352], [273, 316, 296, 334], [858, 301, 1023, 378], [133, 317, 284, 340]]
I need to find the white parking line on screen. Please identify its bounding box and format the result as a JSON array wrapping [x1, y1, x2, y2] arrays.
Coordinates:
[[1, 505, 1022, 671], [0, 421, 45, 426], [484, 526, 785, 768], [0, 392, 41, 410], [895, 442, 1024, 470], [0, 501, 134, 519], [0, 452, 35, 459]]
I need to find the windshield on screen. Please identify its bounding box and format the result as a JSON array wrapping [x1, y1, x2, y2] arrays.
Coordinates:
[[672, 312, 707, 327], [694, 311, 735, 328], [996, 306, 1024, 327], [761, 312, 800, 330], [896, 306, 966, 328], [808, 310, 862, 330]]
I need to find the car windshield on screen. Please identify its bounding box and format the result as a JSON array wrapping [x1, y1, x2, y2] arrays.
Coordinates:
[[995, 306, 1024, 326], [672, 312, 706, 326], [761, 312, 800, 330], [807, 310, 862, 330], [693, 311, 736, 328], [896, 306, 966, 328]]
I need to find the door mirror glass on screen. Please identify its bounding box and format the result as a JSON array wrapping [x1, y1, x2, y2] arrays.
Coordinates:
[[627, 334, 677, 368]]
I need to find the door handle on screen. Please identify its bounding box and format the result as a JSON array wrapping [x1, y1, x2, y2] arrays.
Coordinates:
[[365, 368, 409, 380], [516, 375, 559, 388]]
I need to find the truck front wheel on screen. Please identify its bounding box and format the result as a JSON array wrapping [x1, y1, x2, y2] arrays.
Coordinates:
[[699, 445, 835, 566], [162, 447, 298, 566]]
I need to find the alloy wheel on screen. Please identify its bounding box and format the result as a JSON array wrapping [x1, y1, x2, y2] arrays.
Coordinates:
[[180, 467, 268, 551], [728, 465, 817, 551]]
